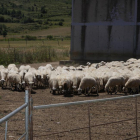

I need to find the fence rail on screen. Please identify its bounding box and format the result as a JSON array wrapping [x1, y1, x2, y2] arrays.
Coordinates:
[[34, 94, 140, 109]]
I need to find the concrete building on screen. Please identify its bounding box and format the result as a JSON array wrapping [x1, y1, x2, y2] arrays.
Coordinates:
[[70, 0, 140, 62]]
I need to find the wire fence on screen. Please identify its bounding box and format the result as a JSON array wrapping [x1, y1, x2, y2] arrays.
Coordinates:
[[33, 94, 140, 140], [0, 47, 69, 65], [1, 90, 140, 140]]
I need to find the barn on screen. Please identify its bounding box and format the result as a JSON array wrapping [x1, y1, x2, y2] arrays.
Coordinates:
[[70, 0, 140, 62]]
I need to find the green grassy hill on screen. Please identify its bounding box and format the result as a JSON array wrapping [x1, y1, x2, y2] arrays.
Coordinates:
[[0, 0, 71, 36]]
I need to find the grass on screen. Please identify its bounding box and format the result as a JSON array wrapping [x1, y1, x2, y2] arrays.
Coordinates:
[[0, 0, 71, 34], [0, 0, 72, 65], [0, 26, 71, 39], [0, 45, 70, 65], [0, 40, 70, 48]]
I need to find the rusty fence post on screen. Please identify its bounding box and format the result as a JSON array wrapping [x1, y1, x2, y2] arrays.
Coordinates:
[[88, 105, 91, 140]]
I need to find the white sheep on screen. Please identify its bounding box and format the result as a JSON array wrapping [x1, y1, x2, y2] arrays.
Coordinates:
[[78, 77, 98, 96], [49, 74, 59, 94], [24, 72, 35, 88], [58, 74, 73, 96], [105, 76, 125, 94], [0, 68, 9, 88], [7, 64, 16, 71], [123, 76, 140, 94], [7, 73, 22, 91]]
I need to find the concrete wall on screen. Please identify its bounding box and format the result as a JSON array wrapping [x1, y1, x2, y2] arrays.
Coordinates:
[[70, 0, 139, 62]]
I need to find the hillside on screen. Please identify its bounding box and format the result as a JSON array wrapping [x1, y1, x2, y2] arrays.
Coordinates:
[[0, 0, 72, 35]]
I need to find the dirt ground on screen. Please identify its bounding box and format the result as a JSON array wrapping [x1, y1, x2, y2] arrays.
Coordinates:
[[0, 62, 140, 140]]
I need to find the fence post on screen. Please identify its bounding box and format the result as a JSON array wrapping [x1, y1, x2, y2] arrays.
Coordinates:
[[5, 121, 8, 140], [29, 88, 33, 140], [25, 89, 29, 140], [88, 105, 91, 140], [135, 97, 138, 140]]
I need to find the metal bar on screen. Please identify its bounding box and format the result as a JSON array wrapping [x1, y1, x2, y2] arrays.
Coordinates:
[[34, 94, 140, 110], [88, 106, 91, 140], [18, 132, 27, 140], [29, 88, 33, 140], [0, 103, 28, 124], [135, 97, 138, 140], [5, 121, 8, 140], [25, 90, 29, 140]]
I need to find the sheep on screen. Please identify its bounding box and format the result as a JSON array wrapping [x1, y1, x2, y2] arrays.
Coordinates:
[[8, 64, 16, 71], [19, 65, 31, 72], [24, 72, 35, 88], [0, 68, 9, 88], [19, 70, 27, 90], [86, 62, 91, 67], [7, 73, 22, 91], [45, 64, 54, 71], [78, 77, 98, 96], [8, 66, 19, 73], [19, 65, 26, 72], [49, 74, 59, 94], [58, 75, 73, 96], [105, 76, 125, 94], [24, 65, 31, 71], [0, 65, 5, 70], [123, 76, 140, 94]]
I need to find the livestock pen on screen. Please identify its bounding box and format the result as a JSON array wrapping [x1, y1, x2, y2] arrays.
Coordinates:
[[1, 89, 140, 140]]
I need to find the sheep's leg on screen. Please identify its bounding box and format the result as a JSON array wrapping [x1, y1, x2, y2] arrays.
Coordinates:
[[96, 88, 99, 96], [107, 89, 110, 94], [115, 86, 118, 94], [136, 87, 139, 94]]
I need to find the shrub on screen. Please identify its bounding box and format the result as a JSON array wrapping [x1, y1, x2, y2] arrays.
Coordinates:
[[47, 35, 53, 40], [25, 35, 37, 40], [59, 21, 63, 26]]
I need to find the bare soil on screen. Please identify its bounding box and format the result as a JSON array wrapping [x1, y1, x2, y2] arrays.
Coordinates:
[[0, 62, 140, 140]]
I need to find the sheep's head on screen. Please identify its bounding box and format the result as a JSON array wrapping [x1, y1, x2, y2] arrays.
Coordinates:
[[0, 79, 5, 86], [78, 88, 82, 94], [123, 87, 128, 93], [72, 86, 77, 89]]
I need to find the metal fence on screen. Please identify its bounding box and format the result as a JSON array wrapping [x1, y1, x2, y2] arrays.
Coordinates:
[[1, 90, 140, 140], [33, 94, 140, 140], [0, 90, 29, 140]]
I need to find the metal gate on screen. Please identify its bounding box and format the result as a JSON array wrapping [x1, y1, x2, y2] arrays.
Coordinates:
[[1, 90, 140, 140]]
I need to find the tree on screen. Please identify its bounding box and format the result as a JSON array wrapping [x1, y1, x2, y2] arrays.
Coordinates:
[[59, 21, 63, 26], [0, 24, 8, 39], [3, 29, 7, 39], [41, 6, 47, 14]]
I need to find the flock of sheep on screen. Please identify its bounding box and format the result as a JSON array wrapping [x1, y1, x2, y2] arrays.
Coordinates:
[[0, 58, 140, 96]]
